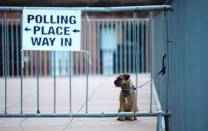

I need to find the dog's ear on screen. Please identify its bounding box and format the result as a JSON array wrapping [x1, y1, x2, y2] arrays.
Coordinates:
[[124, 74, 130, 80]]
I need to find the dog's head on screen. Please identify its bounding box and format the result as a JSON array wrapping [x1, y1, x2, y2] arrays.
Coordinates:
[[114, 74, 130, 87]]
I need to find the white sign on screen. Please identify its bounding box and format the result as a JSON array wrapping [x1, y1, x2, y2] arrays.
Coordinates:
[[22, 9, 81, 51]]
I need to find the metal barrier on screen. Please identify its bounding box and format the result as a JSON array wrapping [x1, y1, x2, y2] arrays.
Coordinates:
[[0, 5, 172, 131]]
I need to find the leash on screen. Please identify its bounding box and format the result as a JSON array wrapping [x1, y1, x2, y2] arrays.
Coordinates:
[[122, 62, 166, 90], [119, 54, 167, 90], [136, 54, 167, 89]]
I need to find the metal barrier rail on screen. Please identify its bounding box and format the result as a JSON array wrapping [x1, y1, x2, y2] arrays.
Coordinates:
[[0, 112, 170, 117], [0, 111, 170, 131], [0, 5, 172, 12]]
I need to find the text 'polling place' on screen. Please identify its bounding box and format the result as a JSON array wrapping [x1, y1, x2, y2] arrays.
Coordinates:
[[22, 9, 81, 51]]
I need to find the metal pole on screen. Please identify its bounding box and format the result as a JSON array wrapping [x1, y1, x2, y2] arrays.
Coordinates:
[[156, 113, 162, 131], [0, 5, 173, 12], [53, 51, 56, 114], [164, 9, 170, 113], [3, 12, 7, 114], [133, 12, 138, 107], [20, 15, 23, 114], [150, 15, 153, 113], [20, 50, 23, 114], [6, 17, 9, 77], [85, 13, 89, 113], [0, 112, 170, 118], [36, 51, 40, 113]]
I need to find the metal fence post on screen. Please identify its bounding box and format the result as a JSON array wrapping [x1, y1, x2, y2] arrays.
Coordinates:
[[20, 14, 23, 114], [156, 113, 162, 131], [3, 13, 7, 114], [133, 12, 139, 107], [150, 13, 153, 113], [53, 51, 56, 114], [85, 13, 89, 113], [36, 51, 40, 113]]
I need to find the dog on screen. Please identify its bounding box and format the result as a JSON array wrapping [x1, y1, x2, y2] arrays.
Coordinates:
[[114, 74, 138, 121]]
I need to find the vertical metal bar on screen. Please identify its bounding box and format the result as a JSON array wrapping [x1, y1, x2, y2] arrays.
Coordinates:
[[36, 51, 40, 113], [69, 52, 72, 113], [20, 14, 23, 114], [149, 17, 153, 113], [164, 10, 170, 113], [133, 13, 138, 107], [88, 20, 91, 74], [6, 18, 10, 77], [3, 13, 7, 114], [53, 51, 56, 113], [156, 113, 162, 131], [20, 50, 23, 114], [11, 22, 14, 77], [85, 14, 89, 113]]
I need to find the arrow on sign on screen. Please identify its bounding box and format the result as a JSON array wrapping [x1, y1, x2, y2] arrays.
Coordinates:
[[24, 27, 32, 31], [73, 29, 80, 33]]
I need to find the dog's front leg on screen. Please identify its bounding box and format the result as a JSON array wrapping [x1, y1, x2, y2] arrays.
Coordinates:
[[117, 97, 125, 121], [127, 100, 137, 121]]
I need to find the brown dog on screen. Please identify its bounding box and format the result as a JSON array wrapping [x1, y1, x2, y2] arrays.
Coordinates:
[[114, 74, 138, 121]]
